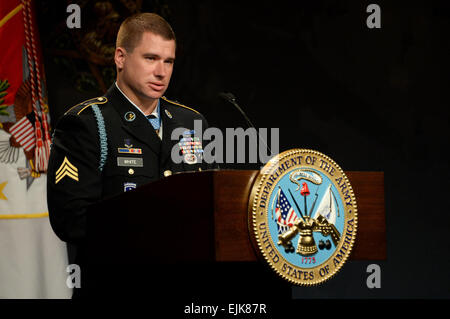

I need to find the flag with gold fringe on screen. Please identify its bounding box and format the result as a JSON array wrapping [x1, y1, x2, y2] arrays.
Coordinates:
[[0, 0, 71, 298]]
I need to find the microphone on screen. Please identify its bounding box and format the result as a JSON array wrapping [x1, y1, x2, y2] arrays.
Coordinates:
[[219, 92, 272, 155], [218, 92, 256, 130]]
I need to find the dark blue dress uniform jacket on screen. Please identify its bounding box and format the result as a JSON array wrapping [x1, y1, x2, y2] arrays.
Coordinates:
[[47, 84, 213, 246]]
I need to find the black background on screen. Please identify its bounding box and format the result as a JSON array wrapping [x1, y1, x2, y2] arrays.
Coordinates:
[[37, 0, 450, 302]]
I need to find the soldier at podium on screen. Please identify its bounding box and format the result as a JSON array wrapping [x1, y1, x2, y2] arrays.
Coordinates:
[[47, 13, 215, 298]]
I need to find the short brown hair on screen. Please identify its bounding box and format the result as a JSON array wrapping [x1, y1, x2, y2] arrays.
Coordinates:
[[116, 13, 176, 52]]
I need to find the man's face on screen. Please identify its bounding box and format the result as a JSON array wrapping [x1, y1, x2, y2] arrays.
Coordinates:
[[116, 31, 176, 101]]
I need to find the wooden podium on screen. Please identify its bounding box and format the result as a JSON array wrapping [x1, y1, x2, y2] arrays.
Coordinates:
[[86, 170, 385, 298]]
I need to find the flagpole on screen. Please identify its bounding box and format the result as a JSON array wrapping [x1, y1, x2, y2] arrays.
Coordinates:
[[304, 196, 308, 218], [288, 188, 305, 221], [271, 187, 281, 220], [308, 185, 319, 217]]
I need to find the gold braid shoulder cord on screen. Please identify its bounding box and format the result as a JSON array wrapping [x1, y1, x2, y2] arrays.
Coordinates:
[[22, 0, 51, 172]]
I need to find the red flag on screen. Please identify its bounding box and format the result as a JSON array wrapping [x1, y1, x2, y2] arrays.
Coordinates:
[[0, 1, 24, 106], [0, 0, 70, 298], [0, 0, 51, 172]]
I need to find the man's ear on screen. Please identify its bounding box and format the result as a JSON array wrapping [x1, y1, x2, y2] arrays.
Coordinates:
[[115, 47, 126, 70]]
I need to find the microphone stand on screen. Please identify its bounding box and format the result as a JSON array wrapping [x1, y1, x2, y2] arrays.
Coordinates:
[[219, 92, 273, 160]]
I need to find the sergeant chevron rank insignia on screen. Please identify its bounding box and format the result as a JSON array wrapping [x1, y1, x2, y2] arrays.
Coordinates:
[[248, 149, 358, 286], [55, 156, 79, 184]]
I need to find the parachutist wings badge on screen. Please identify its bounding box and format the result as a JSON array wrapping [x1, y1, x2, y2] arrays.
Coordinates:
[[249, 149, 357, 286]]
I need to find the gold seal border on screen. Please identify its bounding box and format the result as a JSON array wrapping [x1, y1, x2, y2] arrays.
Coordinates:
[[248, 149, 358, 286]]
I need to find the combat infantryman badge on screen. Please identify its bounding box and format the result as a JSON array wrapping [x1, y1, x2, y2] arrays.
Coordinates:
[[248, 149, 358, 285]]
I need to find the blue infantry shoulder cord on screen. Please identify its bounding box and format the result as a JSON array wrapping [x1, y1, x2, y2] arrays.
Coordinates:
[[91, 104, 108, 172]]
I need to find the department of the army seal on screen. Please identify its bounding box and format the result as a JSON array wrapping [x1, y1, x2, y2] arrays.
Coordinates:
[[248, 149, 358, 286]]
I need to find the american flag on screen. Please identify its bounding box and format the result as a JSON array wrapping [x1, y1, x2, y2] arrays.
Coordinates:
[[274, 188, 300, 234], [9, 115, 35, 152]]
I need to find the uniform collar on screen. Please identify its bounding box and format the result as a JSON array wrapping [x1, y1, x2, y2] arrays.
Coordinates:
[[106, 84, 162, 155], [114, 81, 160, 118]]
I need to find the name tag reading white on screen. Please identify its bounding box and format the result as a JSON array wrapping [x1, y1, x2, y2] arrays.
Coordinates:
[[117, 157, 144, 167]]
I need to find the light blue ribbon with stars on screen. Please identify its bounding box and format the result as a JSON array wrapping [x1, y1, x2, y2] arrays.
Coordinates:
[[146, 100, 161, 130]]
